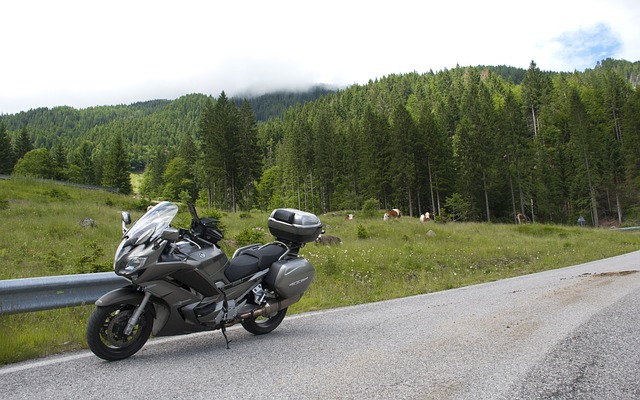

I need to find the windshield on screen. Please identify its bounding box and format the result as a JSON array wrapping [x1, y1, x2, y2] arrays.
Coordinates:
[[123, 201, 179, 246]]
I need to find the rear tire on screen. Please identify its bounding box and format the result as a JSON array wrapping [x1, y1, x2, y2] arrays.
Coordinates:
[[86, 303, 153, 361], [241, 307, 287, 335]]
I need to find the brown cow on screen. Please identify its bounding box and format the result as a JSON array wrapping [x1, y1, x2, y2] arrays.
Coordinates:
[[384, 209, 401, 221], [516, 213, 528, 224]]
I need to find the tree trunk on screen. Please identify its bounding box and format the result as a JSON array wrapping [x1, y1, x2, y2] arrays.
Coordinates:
[[616, 190, 623, 224], [428, 158, 436, 216], [583, 147, 598, 227], [407, 184, 413, 217], [509, 164, 517, 224], [483, 170, 490, 222]]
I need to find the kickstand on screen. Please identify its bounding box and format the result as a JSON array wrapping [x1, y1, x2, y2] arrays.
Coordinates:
[[220, 288, 232, 349], [220, 324, 231, 349]]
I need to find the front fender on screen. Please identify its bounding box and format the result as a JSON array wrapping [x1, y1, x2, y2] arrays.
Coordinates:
[[95, 286, 144, 307], [95, 286, 164, 331]]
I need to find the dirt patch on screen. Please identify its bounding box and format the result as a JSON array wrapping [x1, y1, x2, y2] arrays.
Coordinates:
[[593, 270, 639, 277]]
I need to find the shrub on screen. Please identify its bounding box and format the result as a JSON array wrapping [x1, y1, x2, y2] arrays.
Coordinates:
[[361, 198, 379, 218], [357, 223, 370, 239], [235, 228, 266, 247], [74, 241, 110, 273], [42, 188, 71, 201]]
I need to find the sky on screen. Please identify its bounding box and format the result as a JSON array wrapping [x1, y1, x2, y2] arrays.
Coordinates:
[[2, 0, 639, 115]]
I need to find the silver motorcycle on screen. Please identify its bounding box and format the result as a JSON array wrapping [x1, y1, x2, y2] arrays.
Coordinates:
[[86, 201, 320, 361]]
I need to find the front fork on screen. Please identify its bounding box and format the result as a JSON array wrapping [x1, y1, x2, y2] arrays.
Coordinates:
[[124, 291, 152, 336]]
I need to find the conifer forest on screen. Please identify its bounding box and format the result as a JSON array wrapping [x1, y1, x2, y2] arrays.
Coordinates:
[[2, 59, 640, 227]]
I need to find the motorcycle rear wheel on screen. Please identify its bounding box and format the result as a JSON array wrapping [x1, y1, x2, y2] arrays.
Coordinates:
[[86, 303, 153, 361], [241, 307, 288, 335]]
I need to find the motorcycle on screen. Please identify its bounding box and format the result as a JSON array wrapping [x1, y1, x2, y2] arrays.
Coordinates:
[[86, 201, 321, 361]]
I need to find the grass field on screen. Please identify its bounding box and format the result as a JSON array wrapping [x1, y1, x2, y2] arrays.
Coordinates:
[[2, 177, 640, 365]]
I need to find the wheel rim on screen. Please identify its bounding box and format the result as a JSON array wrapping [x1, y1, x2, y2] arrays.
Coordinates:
[[100, 306, 144, 348], [253, 315, 274, 326]]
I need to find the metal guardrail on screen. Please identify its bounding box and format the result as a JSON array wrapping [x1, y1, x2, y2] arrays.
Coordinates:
[[0, 272, 128, 315]]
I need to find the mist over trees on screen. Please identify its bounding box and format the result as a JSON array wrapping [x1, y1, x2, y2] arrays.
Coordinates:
[[2, 59, 640, 227]]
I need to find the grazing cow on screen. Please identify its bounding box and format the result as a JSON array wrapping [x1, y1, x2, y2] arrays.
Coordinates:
[[384, 209, 401, 221], [419, 212, 431, 223], [516, 213, 528, 224], [315, 234, 342, 246], [344, 214, 354, 221]]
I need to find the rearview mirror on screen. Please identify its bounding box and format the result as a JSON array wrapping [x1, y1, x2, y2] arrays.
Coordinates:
[[121, 211, 131, 225], [161, 227, 180, 241], [121, 211, 131, 235]]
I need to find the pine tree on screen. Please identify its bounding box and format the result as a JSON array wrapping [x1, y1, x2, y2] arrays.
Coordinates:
[[0, 122, 15, 174], [521, 61, 550, 138], [198, 97, 222, 207], [68, 141, 96, 184], [140, 146, 168, 197], [162, 157, 193, 201], [237, 100, 262, 209], [358, 104, 391, 207], [567, 87, 600, 226], [51, 142, 68, 180], [14, 127, 33, 160], [455, 67, 497, 221], [177, 131, 199, 201], [622, 88, 640, 206], [200, 92, 243, 210], [389, 103, 417, 214], [102, 132, 132, 194]]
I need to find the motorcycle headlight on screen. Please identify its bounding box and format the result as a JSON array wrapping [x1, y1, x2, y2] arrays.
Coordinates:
[[121, 256, 147, 275]]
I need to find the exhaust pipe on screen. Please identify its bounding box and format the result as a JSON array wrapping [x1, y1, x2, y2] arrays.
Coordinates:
[[239, 294, 302, 319]]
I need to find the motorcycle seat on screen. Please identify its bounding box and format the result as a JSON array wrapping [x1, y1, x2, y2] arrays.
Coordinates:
[[225, 243, 288, 282]]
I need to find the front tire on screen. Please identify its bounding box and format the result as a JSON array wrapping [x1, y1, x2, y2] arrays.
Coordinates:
[[241, 307, 287, 335], [86, 303, 153, 361]]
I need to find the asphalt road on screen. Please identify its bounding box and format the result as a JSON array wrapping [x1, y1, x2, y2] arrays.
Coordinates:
[[2, 251, 640, 399]]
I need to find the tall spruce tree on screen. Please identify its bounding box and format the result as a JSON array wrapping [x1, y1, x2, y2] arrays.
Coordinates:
[[51, 142, 68, 181], [622, 88, 640, 207], [14, 127, 33, 160], [237, 100, 262, 210], [521, 61, 550, 139], [0, 122, 15, 174], [455, 67, 496, 221], [177, 131, 199, 201], [140, 145, 168, 197], [567, 86, 600, 226], [102, 132, 132, 194], [199, 97, 221, 207], [389, 103, 417, 214], [68, 141, 95, 184]]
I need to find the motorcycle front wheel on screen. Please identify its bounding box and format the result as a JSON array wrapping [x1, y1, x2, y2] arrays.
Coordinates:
[[86, 303, 153, 361], [241, 307, 287, 335]]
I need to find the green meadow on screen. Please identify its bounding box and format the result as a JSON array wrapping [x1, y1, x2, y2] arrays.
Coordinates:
[[2, 177, 640, 365]]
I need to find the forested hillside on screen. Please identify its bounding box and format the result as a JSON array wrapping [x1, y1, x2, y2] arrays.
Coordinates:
[[1, 58, 640, 226]]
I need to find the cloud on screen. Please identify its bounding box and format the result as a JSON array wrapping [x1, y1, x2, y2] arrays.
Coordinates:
[[1, 0, 639, 114], [551, 23, 622, 70]]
